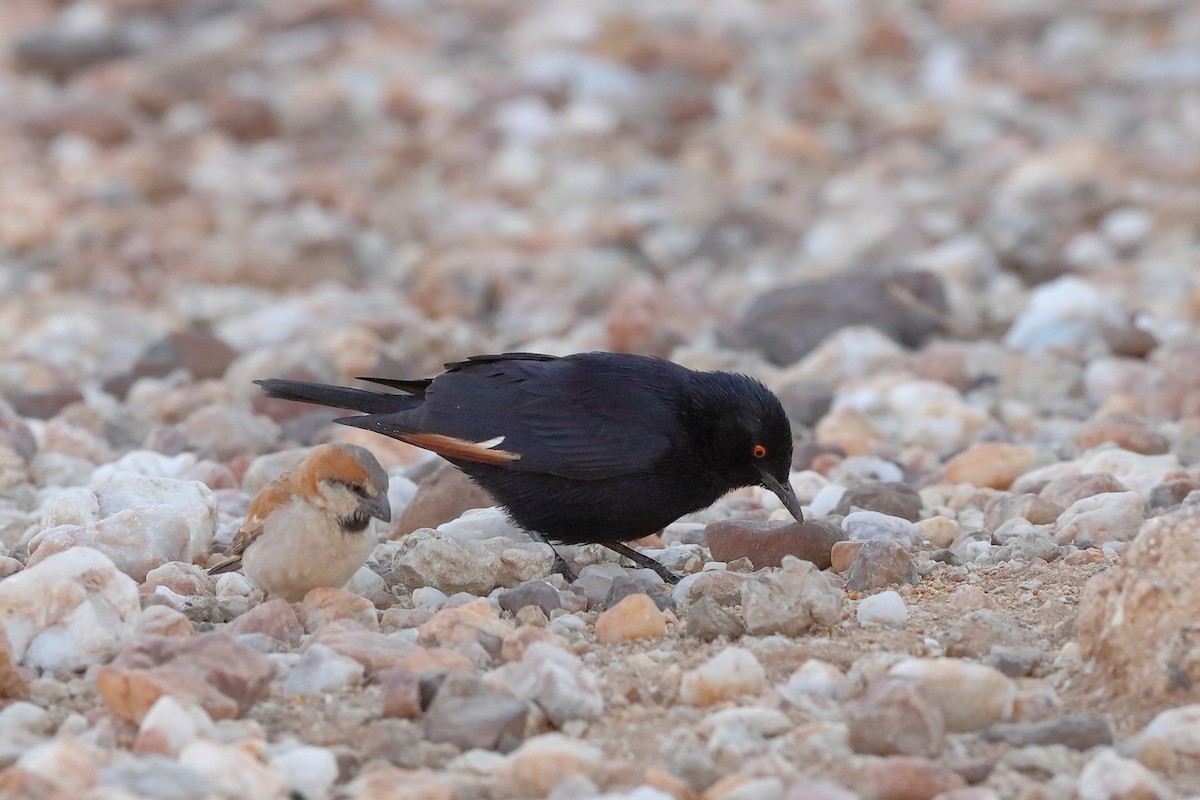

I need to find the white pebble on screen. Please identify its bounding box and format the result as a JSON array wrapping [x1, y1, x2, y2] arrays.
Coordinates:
[[857, 590, 909, 629], [705, 707, 791, 759], [270, 745, 339, 800], [494, 733, 603, 797], [1139, 704, 1200, 760], [781, 659, 853, 702], [284, 644, 364, 696], [679, 646, 765, 706], [836, 456, 905, 484], [1004, 276, 1124, 355], [180, 740, 288, 799], [843, 510, 921, 547], [437, 507, 523, 542], [809, 484, 848, 518], [1078, 749, 1168, 800], [1100, 207, 1153, 251], [135, 696, 216, 757], [215, 572, 254, 598], [412, 586, 449, 607], [0, 702, 51, 735]]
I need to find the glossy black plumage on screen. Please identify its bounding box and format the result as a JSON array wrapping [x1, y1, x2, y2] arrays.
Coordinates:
[[256, 352, 804, 582]]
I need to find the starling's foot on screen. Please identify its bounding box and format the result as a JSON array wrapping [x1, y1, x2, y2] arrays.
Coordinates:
[[529, 531, 578, 582], [550, 551, 578, 582], [606, 542, 682, 585]]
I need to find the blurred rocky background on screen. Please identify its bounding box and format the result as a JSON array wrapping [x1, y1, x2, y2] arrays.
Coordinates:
[[1, 1, 1200, 798]]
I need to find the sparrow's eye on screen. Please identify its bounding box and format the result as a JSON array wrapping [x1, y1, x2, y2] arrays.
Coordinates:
[[752, 444, 767, 459], [351, 484, 370, 498]]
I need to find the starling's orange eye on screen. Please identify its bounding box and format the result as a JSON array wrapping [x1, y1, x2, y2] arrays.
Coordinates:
[[753, 444, 767, 459]]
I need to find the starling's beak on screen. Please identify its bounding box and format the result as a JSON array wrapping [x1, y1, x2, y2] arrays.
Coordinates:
[[759, 471, 805, 523], [360, 492, 392, 523]]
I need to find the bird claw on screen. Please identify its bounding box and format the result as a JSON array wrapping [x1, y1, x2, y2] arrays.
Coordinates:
[[550, 552, 578, 582]]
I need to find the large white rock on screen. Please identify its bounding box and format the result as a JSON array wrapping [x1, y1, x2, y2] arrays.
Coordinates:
[[0, 547, 139, 671], [489, 641, 604, 726], [887, 657, 1016, 733], [392, 530, 554, 595], [1053, 491, 1145, 545], [28, 471, 218, 581]]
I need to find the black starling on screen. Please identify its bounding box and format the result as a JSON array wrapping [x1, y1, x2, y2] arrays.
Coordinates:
[[256, 352, 804, 582]]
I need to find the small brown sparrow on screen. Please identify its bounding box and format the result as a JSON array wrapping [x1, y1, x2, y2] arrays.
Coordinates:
[[209, 443, 391, 602]]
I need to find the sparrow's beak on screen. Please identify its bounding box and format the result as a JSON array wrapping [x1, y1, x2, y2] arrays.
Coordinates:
[[361, 492, 392, 523], [759, 471, 805, 523]]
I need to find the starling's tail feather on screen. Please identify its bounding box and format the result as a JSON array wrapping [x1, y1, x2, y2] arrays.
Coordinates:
[[254, 378, 416, 415]]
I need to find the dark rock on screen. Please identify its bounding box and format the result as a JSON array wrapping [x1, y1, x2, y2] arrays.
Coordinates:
[[1037, 473, 1128, 509], [943, 610, 1036, 660], [105, 329, 237, 398], [604, 576, 674, 611], [225, 599, 304, 646], [844, 540, 918, 591], [278, 409, 345, 445], [1101, 323, 1158, 359], [111, 633, 275, 715], [359, 718, 460, 769], [983, 493, 1064, 531], [679, 570, 747, 607], [209, 90, 279, 141], [792, 441, 847, 471], [422, 673, 529, 753], [380, 606, 436, 632], [0, 400, 37, 460], [984, 714, 1114, 750], [982, 142, 1123, 284], [1171, 429, 1200, 467], [985, 645, 1043, 678], [1148, 479, 1199, 513], [13, 27, 133, 80], [928, 549, 960, 565], [684, 596, 744, 641], [834, 482, 922, 522], [0, 627, 28, 700], [497, 581, 562, 616], [738, 269, 948, 365], [5, 388, 84, 420], [990, 531, 1063, 564], [844, 677, 945, 757], [20, 99, 133, 145], [857, 756, 967, 800], [1076, 412, 1169, 455], [395, 461, 496, 536], [774, 380, 834, 428], [377, 669, 422, 720], [706, 519, 845, 570]]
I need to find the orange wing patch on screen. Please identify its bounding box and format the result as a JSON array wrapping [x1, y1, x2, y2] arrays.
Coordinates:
[[400, 433, 521, 465]]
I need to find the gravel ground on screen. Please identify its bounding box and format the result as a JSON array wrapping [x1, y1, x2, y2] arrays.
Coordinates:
[[1, 1, 1200, 798]]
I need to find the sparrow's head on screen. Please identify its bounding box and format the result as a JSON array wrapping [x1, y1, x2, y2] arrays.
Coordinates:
[[301, 443, 391, 532]]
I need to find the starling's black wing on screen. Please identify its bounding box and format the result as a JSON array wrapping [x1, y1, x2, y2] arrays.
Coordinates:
[[341, 352, 681, 480]]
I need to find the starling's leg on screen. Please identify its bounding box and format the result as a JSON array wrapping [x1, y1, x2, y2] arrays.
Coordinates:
[[528, 531, 577, 582], [605, 542, 682, 585]]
